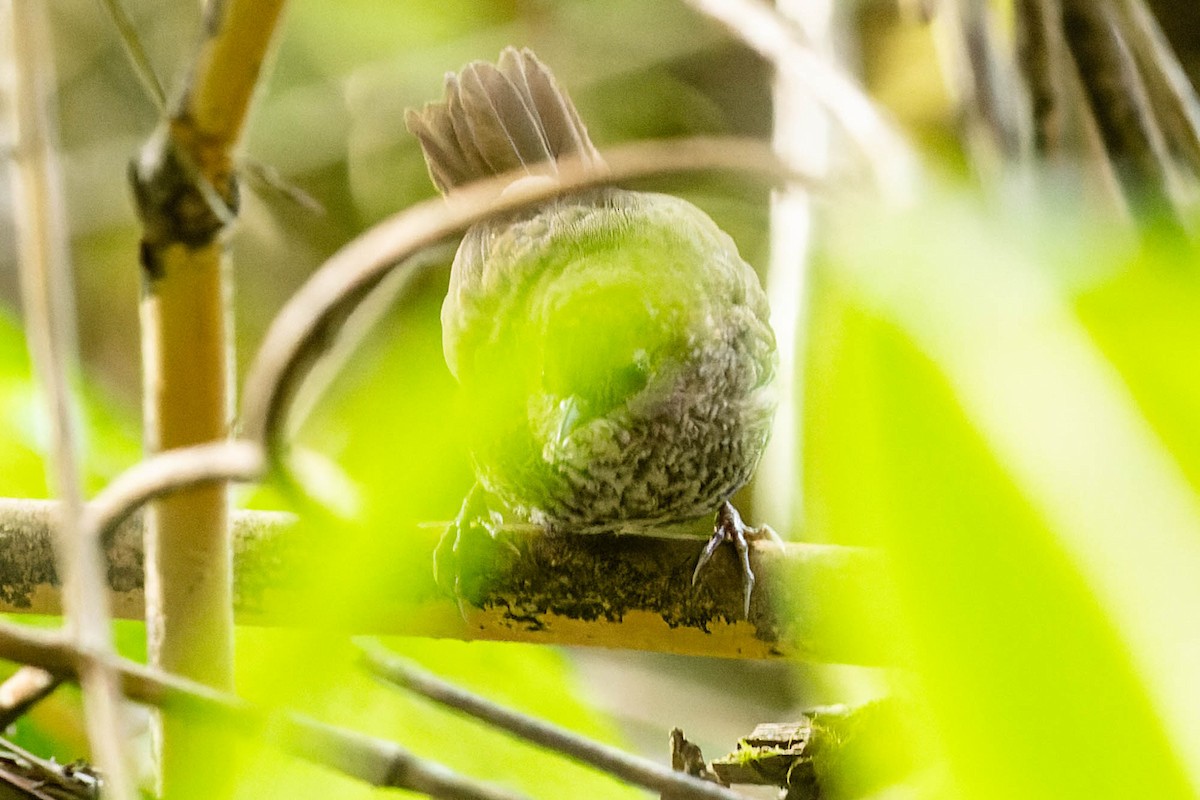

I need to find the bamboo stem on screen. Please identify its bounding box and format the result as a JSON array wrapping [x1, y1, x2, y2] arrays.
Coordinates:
[[141, 242, 234, 689], [129, 0, 287, 795]]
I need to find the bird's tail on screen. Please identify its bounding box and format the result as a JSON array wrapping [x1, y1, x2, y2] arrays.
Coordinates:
[[406, 47, 604, 194]]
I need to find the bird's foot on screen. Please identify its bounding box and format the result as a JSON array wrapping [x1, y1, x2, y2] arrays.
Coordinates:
[[692, 500, 781, 618], [434, 483, 502, 614]]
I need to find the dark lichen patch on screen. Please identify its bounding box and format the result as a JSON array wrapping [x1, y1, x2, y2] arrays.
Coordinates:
[[492, 601, 548, 632], [453, 516, 781, 639], [0, 507, 59, 609], [231, 510, 309, 618], [105, 515, 145, 594], [128, 121, 239, 276]]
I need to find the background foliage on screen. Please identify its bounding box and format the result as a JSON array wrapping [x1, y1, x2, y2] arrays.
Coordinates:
[[3, 0, 1200, 798]]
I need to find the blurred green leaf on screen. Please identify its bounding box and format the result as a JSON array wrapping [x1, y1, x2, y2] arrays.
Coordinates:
[[0, 312, 50, 498], [807, 193, 1200, 798], [1077, 254, 1200, 493], [0, 310, 139, 497]]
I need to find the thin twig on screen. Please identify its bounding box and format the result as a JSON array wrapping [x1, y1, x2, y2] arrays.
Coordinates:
[[681, 0, 918, 202], [1061, 0, 1187, 224], [84, 440, 265, 546], [240, 136, 817, 457], [935, 0, 1030, 168], [358, 641, 750, 800], [281, 245, 453, 441], [2, 3, 136, 797], [94, 0, 167, 111], [1015, 0, 1130, 215], [241, 158, 327, 216], [0, 620, 528, 800], [1112, 0, 1200, 177], [0, 733, 101, 799], [1015, 0, 1068, 154]]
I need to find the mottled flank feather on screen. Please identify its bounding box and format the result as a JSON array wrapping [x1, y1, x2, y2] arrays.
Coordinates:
[[406, 47, 604, 193]]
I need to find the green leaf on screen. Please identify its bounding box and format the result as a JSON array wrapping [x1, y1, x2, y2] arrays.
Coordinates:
[[0, 309, 139, 497], [808, 194, 1200, 798]]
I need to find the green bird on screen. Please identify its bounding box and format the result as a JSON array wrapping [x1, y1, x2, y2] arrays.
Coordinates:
[[408, 48, 778, 614]]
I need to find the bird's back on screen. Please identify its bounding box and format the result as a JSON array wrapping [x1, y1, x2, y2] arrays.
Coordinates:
[[408, 48, 777, 529]]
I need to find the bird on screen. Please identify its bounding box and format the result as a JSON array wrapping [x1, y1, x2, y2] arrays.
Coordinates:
[[406, 47, 779, 616]]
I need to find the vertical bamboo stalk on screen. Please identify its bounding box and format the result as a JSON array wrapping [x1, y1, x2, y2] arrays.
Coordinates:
[[130, 0, 287, 795]]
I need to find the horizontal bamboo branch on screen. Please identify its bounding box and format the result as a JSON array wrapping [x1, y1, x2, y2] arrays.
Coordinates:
[[0, 499, 887, 664]]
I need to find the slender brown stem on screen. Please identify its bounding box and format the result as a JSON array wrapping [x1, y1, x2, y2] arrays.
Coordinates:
[[0, 620, 528, 800], [1016, 0, 1068, 154], [359, 641, 751, 800], [682, 0, 917, 201], [3, 2, 135, 797], [1112, 0, 1200, 177], [1061, 0, 1185, 224], [95, 0, 168, 111]]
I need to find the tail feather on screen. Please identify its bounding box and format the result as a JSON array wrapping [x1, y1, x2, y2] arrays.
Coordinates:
[[456, 60, 552, 175], [406, 47, 604, 194]]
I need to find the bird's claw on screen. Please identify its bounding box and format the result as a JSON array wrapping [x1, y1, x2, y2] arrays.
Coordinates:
[[692, 500, 773, 619], [434, 483, 500, 619]]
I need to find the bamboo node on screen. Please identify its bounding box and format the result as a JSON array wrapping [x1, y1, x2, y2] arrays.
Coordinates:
[[128, 122, 239, 277]]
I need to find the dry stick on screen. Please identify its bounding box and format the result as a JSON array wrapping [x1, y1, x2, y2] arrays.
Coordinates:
[[85, 441, 265, 545], [359, 641, 750, 800], [281, 246, 454, 443], [1060, 0, 1187, 224], [2, 3, 137, 797], [0, 733, 101, 799], [240, 138, 819, 453], [1015, 0, 1068, 154], [1112, 0, 1200, 176], [128, 0, 287, 796], [935, 0, 1030, 166], [0, 621, 528, 800], [94, 0, 168, 111], [681, 0, 917, 204], [1016, 0, 1131, 216]]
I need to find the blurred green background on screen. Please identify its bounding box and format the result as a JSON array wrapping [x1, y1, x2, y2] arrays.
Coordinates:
[[4, 0, 1200, 798]]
